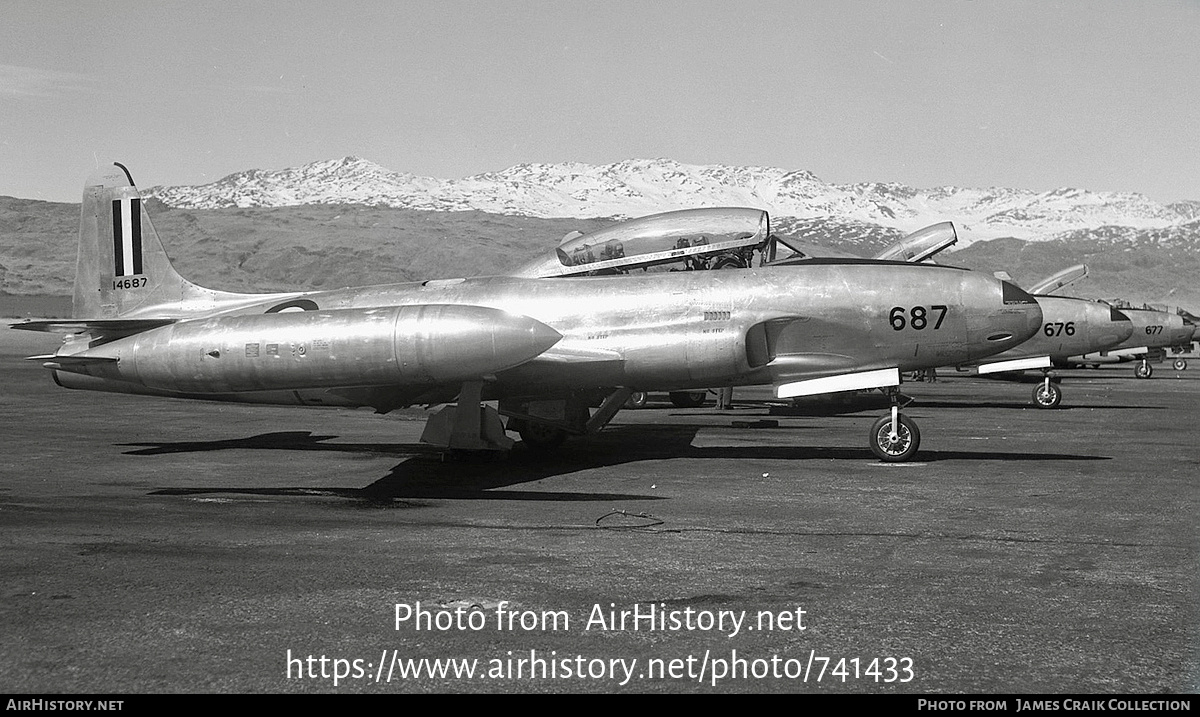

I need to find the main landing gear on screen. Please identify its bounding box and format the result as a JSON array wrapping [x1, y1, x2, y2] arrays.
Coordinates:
[[513, 419, 569, 450], [868, 389, 920, 462], [1173, 358, 1188, 371], [1134, 360, 1153, 379], [502, 388, 634, 453], [1032, 370, 1062, 409], [668, 390, 709, 408]]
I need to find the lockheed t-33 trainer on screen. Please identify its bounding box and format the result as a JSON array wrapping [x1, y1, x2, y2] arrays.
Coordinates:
[[13, 164, 1044, 462]]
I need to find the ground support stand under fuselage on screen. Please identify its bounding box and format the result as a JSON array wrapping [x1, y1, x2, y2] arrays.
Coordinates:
[[419, 380, 514, 455]]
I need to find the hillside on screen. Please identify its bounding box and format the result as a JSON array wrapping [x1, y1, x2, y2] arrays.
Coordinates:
[[145, 156, 1200, 247], [1, 196, 1196, 311], [0, 197, 610, 294]]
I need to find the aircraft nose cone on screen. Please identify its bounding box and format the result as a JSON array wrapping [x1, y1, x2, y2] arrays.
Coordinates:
[[1000, 281, 1043, 342], [1109, 308, 1135, 343], [1000, 280, 1038, 309], [1087, 305, 1134, 348], [1174, 318, 1196, 344]]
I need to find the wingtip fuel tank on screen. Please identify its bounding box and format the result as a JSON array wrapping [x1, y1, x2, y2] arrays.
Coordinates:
[[48, 304, 561, 395]]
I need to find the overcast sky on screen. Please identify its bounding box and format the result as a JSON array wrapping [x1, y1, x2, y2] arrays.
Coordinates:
[[3, 0, 1198, 204]]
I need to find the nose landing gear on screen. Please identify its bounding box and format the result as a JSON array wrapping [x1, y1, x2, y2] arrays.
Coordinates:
[[1032, 370, 1062, 409]]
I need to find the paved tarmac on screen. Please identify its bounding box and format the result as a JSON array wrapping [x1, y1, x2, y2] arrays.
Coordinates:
[[1, 326, 1197, 693]]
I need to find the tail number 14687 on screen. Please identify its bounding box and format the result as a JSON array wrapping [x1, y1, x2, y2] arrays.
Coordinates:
[[112, 277, 148, 290]]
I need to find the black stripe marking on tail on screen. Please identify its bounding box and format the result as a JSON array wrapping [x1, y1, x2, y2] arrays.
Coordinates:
[[112, 199, 124, 276], [131, 198, 143, 275]]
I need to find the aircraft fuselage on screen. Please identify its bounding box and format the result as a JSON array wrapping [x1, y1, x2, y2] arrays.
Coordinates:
[[979, 296, 1133, 364], [1070, 306, 1194, 364]]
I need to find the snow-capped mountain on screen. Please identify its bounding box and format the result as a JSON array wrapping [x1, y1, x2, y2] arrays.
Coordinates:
[[145, 157, 1198, 246]]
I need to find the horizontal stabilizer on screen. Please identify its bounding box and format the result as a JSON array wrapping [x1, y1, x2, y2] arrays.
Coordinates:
[[28, 354, 120, 372], [26, 354, 116, 363], [776, 368, 900, 398], [11, 318, 176, 335]]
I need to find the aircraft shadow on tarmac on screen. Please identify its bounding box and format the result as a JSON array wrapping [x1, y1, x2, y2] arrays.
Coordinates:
[[122, 430, 427, 457], [711, 395, 1163, 414], [908, 400, 1166, 410], [130, 424, 1109, 504]]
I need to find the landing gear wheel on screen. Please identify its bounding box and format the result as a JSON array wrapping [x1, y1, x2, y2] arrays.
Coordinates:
[[1173, 358, 1188, 371], [516, 421, 568, 451], [624, 391, 648, 409], [869, 413, 921, 462], [669, 390, 709, 408], [1032, 382, 1062, 408], [1134, 362, 1153, 379]]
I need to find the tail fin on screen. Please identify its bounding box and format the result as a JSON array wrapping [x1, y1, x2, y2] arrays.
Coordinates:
[[74, 163, 290, 320], [75, 163, 193, 318]]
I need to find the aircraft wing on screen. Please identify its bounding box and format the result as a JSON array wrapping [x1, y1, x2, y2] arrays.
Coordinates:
[[11, 318, 177, 335], [25, 354, 120, 370]]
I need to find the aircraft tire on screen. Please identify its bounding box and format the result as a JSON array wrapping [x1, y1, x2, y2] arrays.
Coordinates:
[[1135, 362, 1153, 379], [1032, 382, 1062, 409], [516, 421, 568, 451], [868, 413, 920, 462], [624, 391, 649, 409], [1173, 359, 1188, 371], [669, 390, 709, 408]]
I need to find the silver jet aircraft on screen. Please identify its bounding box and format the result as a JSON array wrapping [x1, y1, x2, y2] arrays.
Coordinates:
[[1066, 302, 1195, 378], [511, 209, 957, 410], [13, 165, 1044, 462], [953, 266, 1134, 408], [1150, 305, 1198, 370]]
